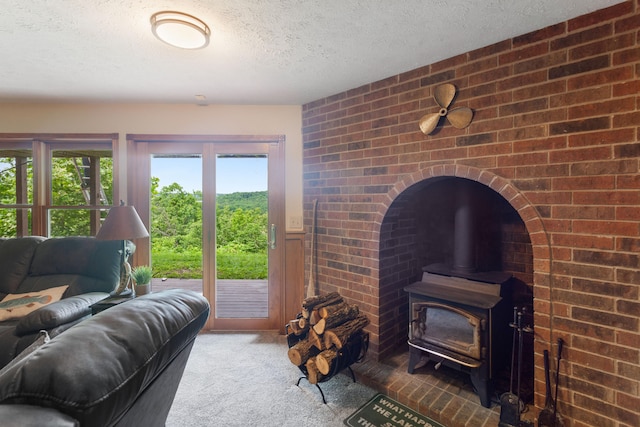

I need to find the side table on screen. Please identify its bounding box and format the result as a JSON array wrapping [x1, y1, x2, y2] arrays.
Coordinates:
[[91, 295, 134, 315]]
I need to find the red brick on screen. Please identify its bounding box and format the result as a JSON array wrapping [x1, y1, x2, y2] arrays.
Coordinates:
[[617, 174, 640, 189], [553, 233, 615, 250], [552, 23, 612, 50], [613, 45, 640, 65], [500, 98, 548, 116], [514, 80, 566, 101], [553, 175, 615, 190], [468, 142, 512, 158], [419, 70, 456, 88], [573, 190, 640, 206], [468, 66, 510, 86], [570, 33, 635, 60], [569, 128, 636, 147], [615, 13, 640, 33], [500, 125, 547, 143], [613, 143, 640, 159], [613, 80, 640, 96], [458, 56, 497, 77], [399, 64, 431, 83], [513, 22, 565, 46], [550, 85, 611, 108], [498, 70, 547, 92], [573, 219, 639, 236], [549, 146, 611, 163], [550, 55, 610, 79], [300, 7, 640, 427], [568, 2, 632, 31], [469, 39, 512, 60], [516, 164, 568, 178], [512, 136, 566, 153], [499, 42, 549, 65], [430, 54, 467, 73], [567, 65, 635, 90], [568, 97, 636, 120], [515, 109, 567, 127], [613, 111, 640, 127]]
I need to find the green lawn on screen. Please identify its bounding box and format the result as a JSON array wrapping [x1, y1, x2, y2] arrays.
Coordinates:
[[151, 250, 268, 279]]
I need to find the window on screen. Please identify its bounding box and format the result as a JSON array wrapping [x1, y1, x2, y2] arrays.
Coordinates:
[[0, 141, 33, 236], [0, 134, 119, 237]]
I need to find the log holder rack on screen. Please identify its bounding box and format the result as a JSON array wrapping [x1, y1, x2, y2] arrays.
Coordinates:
[[286, 325, 369, 404]]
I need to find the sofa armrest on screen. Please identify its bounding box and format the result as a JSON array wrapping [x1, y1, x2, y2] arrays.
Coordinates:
[[0, 290, 209, 427], [15, 293, 109, 336], [0, 405, 78, 426]]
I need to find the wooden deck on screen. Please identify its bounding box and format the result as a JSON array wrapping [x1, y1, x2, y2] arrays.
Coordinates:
[[151, 278, 268, 318]]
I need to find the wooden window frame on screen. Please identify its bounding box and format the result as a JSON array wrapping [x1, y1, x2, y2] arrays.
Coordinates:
[[0, 133, 120, 237]]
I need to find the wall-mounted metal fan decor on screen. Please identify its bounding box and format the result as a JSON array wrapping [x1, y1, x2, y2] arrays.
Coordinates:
[[419, 83, 473, 135]]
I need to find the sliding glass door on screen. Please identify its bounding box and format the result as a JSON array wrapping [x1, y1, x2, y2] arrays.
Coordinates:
[[128, 135, 285, 331]]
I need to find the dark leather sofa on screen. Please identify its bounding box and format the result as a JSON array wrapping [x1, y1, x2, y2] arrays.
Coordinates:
[[0, 289, 210, 426], [0, 236, 133, 369]]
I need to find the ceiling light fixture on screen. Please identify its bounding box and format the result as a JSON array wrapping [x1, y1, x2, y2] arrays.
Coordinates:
[[150, 11, 210, 49]]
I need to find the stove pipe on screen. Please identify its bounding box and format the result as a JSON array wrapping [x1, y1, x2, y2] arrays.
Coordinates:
[[452, 181, 476, 275]]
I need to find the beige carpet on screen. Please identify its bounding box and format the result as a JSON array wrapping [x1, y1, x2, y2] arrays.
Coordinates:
[[166, 331, 378, 427]]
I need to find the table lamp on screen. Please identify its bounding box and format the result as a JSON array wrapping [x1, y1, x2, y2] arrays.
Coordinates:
[[96, 201, 149, 295]]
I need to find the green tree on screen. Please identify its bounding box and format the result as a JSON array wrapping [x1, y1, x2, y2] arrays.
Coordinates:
[[49, 157, 113, 236], [151, 183, 202, 252], [0, 158, 32, 236], [215, 206, 267, 253], [0, 156, 112, 237], [217, 191, 267, 212], [150, 187, 268, 279]]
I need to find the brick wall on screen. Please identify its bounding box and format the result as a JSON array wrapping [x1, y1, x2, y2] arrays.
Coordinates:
[[302, 2, 640, 426]]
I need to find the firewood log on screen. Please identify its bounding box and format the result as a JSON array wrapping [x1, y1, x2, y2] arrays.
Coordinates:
[[298, 317, 307, 329], [301, 292, 342, 318], [305, 357, 325, 384], [309, 309, 321, 325], [318, 301, 349, 318], [315, 348, 338, 375], [323, 315, 369, 349], [288, 318, 308, 336], [287, 338, 315, 366], [302, 292, 341, 309], [312, 304, 359, 335], [308, 328, 324, 351], [314, 295, 345, 310]]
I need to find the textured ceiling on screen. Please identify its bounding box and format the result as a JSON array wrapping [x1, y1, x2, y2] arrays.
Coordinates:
[[0, 0, 624, 105]]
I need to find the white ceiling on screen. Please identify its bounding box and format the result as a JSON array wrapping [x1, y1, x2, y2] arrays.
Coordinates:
[[0, 0, 624, 105]]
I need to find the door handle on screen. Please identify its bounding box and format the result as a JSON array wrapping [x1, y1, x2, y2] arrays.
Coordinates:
[[270, 224, 276, 249]]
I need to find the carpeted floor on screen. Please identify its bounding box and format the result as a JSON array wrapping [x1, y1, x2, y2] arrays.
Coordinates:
[[166, 331, 378, 427]]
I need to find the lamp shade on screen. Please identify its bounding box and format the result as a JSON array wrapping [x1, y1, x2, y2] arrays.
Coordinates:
[[96, 205, 149, 241]]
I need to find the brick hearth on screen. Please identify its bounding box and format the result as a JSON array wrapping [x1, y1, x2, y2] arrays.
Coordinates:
[[302, 2, 640, 426]]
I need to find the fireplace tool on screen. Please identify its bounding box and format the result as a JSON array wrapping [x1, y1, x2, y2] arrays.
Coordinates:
[[499, 307, 520, 427], [552, 338, 564, 427], [500, 308, 534, 427], [538, 349, 554, 427], [539, 338, 564, 427]]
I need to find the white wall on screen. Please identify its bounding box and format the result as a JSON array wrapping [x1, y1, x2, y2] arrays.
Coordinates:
[[0, 103, 304, 231]]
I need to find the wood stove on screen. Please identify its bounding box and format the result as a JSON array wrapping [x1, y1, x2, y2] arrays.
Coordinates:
[[405, 270, 512, 408]]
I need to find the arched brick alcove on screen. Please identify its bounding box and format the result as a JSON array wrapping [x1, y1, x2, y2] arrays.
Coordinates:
[[371, 165, 552, 400]]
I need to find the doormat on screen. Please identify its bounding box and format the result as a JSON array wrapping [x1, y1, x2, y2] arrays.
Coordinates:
[[344, 393, 446, 427]]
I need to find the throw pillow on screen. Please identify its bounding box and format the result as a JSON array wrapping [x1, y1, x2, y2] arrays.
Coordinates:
[[0, 285, 68, 321]]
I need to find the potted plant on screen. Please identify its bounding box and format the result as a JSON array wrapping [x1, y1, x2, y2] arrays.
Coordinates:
[[131, 265, 152, 296]]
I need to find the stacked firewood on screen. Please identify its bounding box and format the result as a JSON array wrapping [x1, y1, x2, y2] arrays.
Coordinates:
[[286, 292, 369, 384]]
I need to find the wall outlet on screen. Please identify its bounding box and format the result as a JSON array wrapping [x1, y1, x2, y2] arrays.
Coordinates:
[[288, 215, 303, 229]]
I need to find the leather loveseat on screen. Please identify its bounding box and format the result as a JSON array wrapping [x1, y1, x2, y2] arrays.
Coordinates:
[[0, 289, 210, 426], [0, 236, 133, 369]]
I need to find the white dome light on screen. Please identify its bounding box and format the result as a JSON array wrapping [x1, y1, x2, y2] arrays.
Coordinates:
[[150, 11, 210, 50]]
